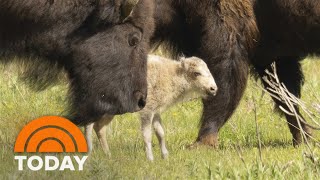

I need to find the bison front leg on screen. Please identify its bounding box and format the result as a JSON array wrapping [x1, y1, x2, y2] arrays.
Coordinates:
[[195, 57, 250, 148]]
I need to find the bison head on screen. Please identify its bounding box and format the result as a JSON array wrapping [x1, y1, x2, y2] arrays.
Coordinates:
[[69, 0, 155, 125]]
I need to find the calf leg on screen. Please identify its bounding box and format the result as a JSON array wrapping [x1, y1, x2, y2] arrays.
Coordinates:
[[140, 112, 155, 161], [258, 57, 312, 146], [85, 123, 94, 152], [152, 113, 168, 159], [93, 115, 114, 156]]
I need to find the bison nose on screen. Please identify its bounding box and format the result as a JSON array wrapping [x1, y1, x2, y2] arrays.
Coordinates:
[[138, 96, 146, 109], [209, 86, 218, 96], [134, 91, 146, 110]]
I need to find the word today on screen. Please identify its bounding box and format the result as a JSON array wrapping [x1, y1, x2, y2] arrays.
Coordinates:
[[15, 156, 88, 171]]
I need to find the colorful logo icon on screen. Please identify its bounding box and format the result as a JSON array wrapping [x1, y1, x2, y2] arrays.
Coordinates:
[[14, 116, 88, 153], [14, 116, 88, 171]]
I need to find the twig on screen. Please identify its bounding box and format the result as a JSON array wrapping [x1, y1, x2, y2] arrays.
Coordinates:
[[260, 62, 320, 163], [253, 96, 263, 163]]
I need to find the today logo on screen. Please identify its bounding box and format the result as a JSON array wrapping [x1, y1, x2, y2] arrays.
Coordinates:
[[14, 116, 88, 171]]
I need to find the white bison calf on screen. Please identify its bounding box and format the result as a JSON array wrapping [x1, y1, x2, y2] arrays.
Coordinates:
[[85, 55, 218, 160]]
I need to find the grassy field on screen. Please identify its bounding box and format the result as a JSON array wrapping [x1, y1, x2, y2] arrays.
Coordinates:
[[0, 58, 320, 179]]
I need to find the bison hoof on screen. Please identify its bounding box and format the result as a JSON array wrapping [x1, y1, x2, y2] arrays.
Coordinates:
[[187, 135, 219, 149], [292, 128, 312, 147], [186, 142, 218, 150]]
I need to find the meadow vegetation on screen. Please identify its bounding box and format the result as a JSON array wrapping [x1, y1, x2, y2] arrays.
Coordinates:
[[0, 58, 319, 179]]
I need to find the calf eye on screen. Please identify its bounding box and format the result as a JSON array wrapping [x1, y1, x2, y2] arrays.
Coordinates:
[[128, 32, 141, 47], [193, 72, 202, 77]]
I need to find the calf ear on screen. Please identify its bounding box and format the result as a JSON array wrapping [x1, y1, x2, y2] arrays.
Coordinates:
[[179, 57, 186, 61], [180, 57, 189, 71]]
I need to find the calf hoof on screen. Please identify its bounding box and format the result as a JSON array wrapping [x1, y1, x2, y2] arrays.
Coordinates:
[[106, 152, 112, 158], [162, 152, 169, 159], [102, 150, 112, 158], [147, 155, 154, 161], [146, 151, 154, 161]]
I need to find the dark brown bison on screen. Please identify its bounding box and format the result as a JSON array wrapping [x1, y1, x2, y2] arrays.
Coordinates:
[[149, 0, 320, 147], [0, 0, 155, 124]]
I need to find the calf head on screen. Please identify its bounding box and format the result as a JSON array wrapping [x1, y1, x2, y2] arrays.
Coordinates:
[[181, 57, 218, 97], [69, 0, 155, 125]]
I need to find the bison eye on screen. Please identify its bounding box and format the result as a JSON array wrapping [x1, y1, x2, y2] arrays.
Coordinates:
[[128, 32, 141, 47], [193, 72, 202, 77]]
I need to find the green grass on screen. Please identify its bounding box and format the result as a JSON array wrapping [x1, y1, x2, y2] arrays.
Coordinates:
[[0, 58, 320, 179]]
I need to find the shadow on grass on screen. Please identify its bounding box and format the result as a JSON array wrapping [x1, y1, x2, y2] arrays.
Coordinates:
[[182, 139, 293, 152]]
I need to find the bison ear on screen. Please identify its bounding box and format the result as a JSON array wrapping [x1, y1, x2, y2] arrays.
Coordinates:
[[212, 0, 221, 5], [123, 0, 155, 37], [121, 0, 139, 20]]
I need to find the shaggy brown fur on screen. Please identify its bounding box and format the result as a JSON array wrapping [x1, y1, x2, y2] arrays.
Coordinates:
[[252, 0, 320, 146], [0, 0, 155, 125], [151, 0, 320, 147]]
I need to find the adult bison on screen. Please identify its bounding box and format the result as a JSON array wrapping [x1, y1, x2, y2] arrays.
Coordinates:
[[149, 0, 320, 146], [0, 0, 155, 124]]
